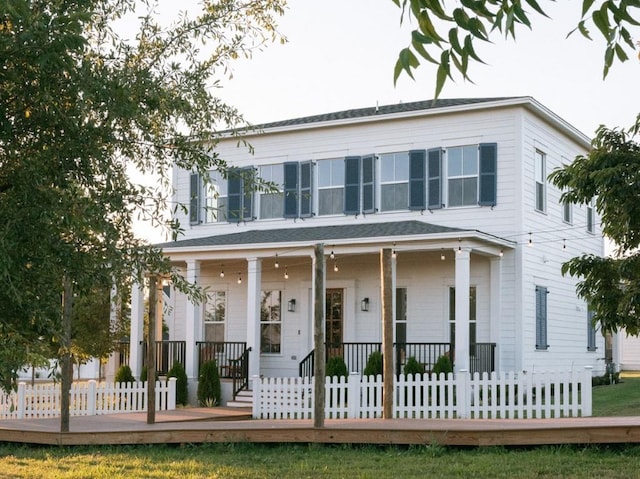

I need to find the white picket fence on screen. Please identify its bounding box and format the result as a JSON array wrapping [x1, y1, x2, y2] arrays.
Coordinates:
[[253, 368, 593, 420], [0, 379, 176, 420]]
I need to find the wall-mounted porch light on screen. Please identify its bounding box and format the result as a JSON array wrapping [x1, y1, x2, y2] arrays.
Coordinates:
[[287, 299, 296, 312], [361, 297, 370, 312]]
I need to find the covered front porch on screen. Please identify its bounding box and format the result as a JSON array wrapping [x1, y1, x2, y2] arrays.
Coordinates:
[[126, 220, 513, 404]]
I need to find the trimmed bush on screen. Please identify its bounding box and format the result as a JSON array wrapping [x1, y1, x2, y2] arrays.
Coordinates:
[[326, 356, 348, 378], [168, 361, 189, 406], [114, 365, 135, 384], [403, 356, 424, 377], [432, 354, 453, 375], [363, 351, 383, 377], [197, 360, 221, 407], [139, 365, 159, 382]]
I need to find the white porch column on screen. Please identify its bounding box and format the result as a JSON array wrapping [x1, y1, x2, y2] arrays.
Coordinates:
[[489, 256, 502, 372], [246, 258, 262, 378], [129, 279, 145, 379], [185, 260, 201, 382], [454, 248, 471, 373]]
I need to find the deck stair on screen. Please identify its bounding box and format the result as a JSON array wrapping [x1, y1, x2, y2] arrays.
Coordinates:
[[226, 389, 253, 408]]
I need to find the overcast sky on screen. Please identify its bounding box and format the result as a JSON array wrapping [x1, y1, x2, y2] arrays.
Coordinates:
[[213, 0, 638, 138]]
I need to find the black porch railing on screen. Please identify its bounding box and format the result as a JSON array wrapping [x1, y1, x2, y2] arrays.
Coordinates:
[[299, 342, 497, 378], [116, 341, 130, 370], [141, 341, 186, 376], [196, 341, 248, 379]]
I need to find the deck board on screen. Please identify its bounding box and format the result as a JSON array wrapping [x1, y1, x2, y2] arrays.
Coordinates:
[[2, 409, 640, 446]]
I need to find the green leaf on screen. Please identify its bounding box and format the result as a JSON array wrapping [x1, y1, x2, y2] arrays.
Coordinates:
[[425, 0, 453, 21], [448, 28, 464, 55], [393, 48, 419, 84], [453, 7, 470, 30], [581, 0, 596, 18], [591, 9, 611, 40], [411, 31, 440, 64], [464, 34, 486, 64], [523, 0, 549, 17], [513, 2, 532, 28], [418, 10, 445, 45], [614, 43, 629, 62], [467, 17, 489, 40]]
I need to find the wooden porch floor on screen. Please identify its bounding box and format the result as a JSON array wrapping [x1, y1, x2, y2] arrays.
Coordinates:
[[3, 409, 640, 446]]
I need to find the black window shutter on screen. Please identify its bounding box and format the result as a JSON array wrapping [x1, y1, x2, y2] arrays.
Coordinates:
[[427, 148, 443, 209], [189, 173, 200, 224], [227, 168, 242, 221], [283, 162, 299, 218], [344, 156, 361, 215], [535, 286, 548, 349], [479, 143, 497, 206], [409, 150, 426, 210], [241, 167, 254, 221], [300, 161, 313, 218], [362, 155, 375, 214]]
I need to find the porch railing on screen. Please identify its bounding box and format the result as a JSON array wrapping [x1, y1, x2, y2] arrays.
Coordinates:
[[141, 341, 186, 376], [299, 342, 496, 378], [230, 347, 252, 398], [116, 340, 130, 370], [196, 341, 248, 380]]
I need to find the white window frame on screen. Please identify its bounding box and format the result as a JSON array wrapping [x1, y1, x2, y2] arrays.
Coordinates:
[[534, 150, 546, 213], [379, 152, 410, 212], [258, 164, 284, 220], [260, 290, 282, 354], [586, 198, 595, 233], [203, 170, 227, 223], [316, 158, 344, 216], [203, 291, 226, 343], [445, 145, 479, 208]]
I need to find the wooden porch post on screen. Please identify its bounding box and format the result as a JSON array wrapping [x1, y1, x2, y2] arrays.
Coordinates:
[[313, 243, 326, 428], [147, 275, 158, 425], [381, 248, 394, 419]]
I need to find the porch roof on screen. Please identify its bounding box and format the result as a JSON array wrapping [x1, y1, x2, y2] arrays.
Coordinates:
[[158, 220, 511, 252]]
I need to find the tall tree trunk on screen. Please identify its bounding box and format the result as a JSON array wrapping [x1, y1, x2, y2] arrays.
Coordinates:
[[147, 275, 157, 424], [381, 248, 394, 419], [313, 243, 325, 428], [60, 276, 73, 433]]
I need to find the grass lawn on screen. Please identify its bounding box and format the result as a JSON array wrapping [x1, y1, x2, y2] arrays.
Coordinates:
[[0, 378, 639, 478]]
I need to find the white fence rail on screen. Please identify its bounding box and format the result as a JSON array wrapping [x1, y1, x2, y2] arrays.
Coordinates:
[[253, 368, 593, 420], [0, 379, 176, 420]]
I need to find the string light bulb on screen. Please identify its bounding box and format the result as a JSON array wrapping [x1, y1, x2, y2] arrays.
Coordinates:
[[333, 261, 339, 272], [237, 273, 242, 284], [457, 239, 462, 254], [219, 266, 225, 278], [274, 254, 279, 269], [440, 249, 445, 261], [392, 242, 397, 259], [499, 249, 504, 258], [284, 266, 289, 280], [563, 239, 567, 250], [330, 249, 335, 260], [528, 232, 533, 248]]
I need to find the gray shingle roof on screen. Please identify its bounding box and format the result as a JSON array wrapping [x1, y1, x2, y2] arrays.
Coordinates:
[[158, 220, 468, 250], [251, 97, 524, 130]]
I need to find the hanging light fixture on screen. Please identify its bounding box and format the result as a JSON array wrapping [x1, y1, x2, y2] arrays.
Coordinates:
[[528, 232, 533, 247], [219, 265, 225, 278], [457, 238, 462, 254], [274, 254, 279, 269], [392, 242, 397, 259], [333, 261, 339, 272], [284, 266, 289, 280], [563, 239, 567, 250], [440, 248, 445, 261], [330, 249, 335, 260], [237, 272, 242, 284], [499, 249, 504, 258]]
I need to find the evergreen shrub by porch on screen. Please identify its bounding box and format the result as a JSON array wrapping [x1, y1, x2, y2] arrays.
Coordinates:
[[363, 351, 383, 377], [403, 357, 424, 377], [139, 365, 159, 382], [114, 365, 135, 384], [197, 360, 221, 407], [326, 357, 348, 378], [432, 354, 453, 376], [168, 361, 189, 406]]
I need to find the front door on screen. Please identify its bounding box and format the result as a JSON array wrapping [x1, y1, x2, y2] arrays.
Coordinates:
[[326, 289, 343, 358]]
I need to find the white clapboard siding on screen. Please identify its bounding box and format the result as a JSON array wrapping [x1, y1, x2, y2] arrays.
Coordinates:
[[0, 379, 176, 420], [253, 368, 593, 420]]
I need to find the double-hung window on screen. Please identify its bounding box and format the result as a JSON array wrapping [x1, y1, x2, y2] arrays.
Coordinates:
[[204, 291, 226, 342], [380, 152, 409, 211], [203, 170, 227, 223], [586, 198, 595, 233], [447, 146, 479, 207], [259, 164, 283, 219], [260, 290, 282, 354], [534, 150, 546, 212], [317, 159, 344, 215]]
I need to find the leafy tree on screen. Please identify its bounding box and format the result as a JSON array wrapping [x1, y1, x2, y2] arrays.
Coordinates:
[[0, 0, 284, 431], [549, 117, 640, 335], [391, 0, 639, 97]]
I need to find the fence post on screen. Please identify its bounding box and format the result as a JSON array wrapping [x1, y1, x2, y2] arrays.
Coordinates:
[[582, 365, 593, 417], [168, 377, 177, 410], [456, 370, 469, 419], [252, 375, 261, 419], [88, 380, 97, 416], [348, 372, 360, 419], [17, 382, 26, 419]]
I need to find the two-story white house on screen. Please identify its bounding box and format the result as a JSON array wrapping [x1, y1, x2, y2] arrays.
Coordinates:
[[125, 97, 605, 404]]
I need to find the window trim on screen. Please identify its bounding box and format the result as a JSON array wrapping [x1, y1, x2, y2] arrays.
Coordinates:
[[534, 149, 546, 213], [379, 151, 410, 212], [586, 199, 595, 234], [445, 145, 479, 208], [260, 290, 282, 355], [203, 291, 226, 343]]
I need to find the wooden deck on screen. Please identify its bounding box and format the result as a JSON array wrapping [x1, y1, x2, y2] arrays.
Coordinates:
[[3, 409, 640, 446]]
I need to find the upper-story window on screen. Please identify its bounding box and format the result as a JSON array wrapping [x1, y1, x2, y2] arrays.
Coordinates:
[[258, 164, 283, 219], [586, 198, 595, 233], [447, 145, 479, 207], [562, 200, 572, 224], [317, 158, 344, 216], [534, 150, 546, 213], [380, 152, 409, 211], [204, 170, 227, 223]]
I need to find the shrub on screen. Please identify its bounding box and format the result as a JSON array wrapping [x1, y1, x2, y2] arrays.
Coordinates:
[[139, 365, 158, 382], [432, 354, 453, 376], [197, 360, 221, 407], [114, 365, 135, 384], [168, 361, 189, 406], [326, 356, 348, 378], [363, 351, 383, 377], [403, 357, 424, 377]]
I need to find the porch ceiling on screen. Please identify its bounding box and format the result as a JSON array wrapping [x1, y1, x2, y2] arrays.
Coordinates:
[[158, 220, 515, 257]]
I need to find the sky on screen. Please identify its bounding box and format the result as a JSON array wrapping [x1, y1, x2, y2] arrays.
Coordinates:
[[211, 0, 638, 138]]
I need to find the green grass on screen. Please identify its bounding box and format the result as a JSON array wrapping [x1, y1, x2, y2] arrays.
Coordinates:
[[0, 379, 638, 478], [593, 376, 640, 417]]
